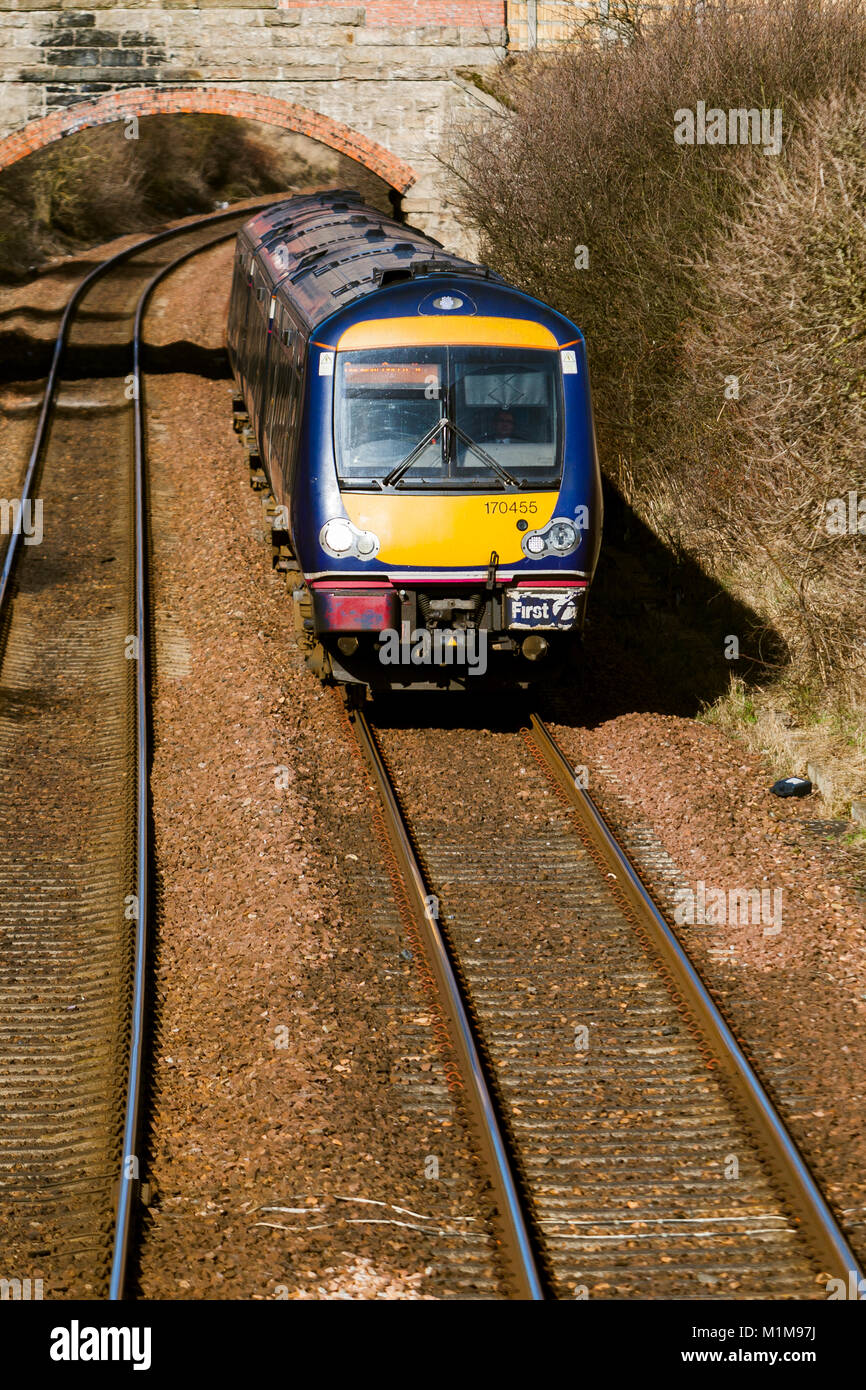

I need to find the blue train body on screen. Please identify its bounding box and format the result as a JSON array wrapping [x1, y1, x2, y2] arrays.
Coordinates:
[[227, 191, 602, 691]]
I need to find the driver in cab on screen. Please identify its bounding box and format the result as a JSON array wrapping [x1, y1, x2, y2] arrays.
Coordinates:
[[490, 408, 518, 443]]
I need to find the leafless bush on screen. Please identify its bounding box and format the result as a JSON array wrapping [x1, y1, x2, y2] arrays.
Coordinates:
[[452, 0, 866, 698], [0, 116, 327, 281], [665, 88, 866, 696]]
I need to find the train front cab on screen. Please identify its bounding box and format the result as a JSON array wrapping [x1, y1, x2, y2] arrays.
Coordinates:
[[292, 293, 602, 692]]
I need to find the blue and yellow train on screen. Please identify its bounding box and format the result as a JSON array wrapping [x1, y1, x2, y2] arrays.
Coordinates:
[[227, 191, 602, 693]]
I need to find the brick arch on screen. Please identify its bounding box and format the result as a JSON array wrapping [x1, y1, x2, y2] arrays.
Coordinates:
[[0, 87, 417, 192]]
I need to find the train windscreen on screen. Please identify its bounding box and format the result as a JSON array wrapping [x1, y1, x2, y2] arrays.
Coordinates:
[[334, 345, 562, 488]]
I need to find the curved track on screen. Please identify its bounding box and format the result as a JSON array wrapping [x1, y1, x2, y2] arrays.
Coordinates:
[[0, 207, 263, 1299], [3, 206, 859, 1303], [347, 704, 863, 1300]]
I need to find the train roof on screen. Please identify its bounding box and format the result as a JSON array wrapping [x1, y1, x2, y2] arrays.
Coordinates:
[[239, 190, 506, 332]]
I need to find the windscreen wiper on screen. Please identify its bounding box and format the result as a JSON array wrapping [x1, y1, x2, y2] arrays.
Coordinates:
[[381, 418, 521, 490], [381, 417, 447, 488], [449, 421, 520, 488]]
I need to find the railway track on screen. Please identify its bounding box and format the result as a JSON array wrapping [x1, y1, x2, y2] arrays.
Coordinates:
[[346, 703, 864, 1300], [0, 207, 266, 1300], [3, 202, 860, 1306]]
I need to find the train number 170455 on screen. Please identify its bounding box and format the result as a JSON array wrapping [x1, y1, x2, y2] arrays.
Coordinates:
[[483, 500, 539, 514]]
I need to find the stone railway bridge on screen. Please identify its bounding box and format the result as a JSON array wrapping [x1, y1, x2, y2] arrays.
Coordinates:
[[0, 0, 554, 249]]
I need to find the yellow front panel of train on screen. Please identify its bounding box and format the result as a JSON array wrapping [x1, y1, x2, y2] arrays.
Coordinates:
[[341, 493, 558, 567]]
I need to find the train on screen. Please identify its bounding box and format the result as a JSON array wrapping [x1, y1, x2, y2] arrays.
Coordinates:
[[226, 191, 602, 695]]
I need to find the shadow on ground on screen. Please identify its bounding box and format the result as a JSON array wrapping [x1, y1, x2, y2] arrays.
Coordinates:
[[0, 329, 231, 383], [371, 479, 786, 735]]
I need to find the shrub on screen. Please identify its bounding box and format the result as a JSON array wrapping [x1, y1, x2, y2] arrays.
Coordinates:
[[0, 115, 389, 281], [452, 0, 866, 698], [666, 88, 866, 692]]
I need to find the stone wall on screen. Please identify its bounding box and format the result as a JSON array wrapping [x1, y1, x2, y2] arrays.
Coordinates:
[[0, 1, 509, 250]]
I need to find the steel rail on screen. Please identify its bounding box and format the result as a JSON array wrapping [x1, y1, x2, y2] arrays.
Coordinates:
[[0, 202, 273, 626], [348, 706, 546, 1301], [109, 225, 242, 1300], [526, 711, 864, 1288], [0, 204, 268, 1299]]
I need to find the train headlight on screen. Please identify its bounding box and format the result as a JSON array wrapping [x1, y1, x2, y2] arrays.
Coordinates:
[[321, 520, 354, 555], [320, 518, 380, 561], [520, 517, 582, 560], [548, 520, 578, 553]]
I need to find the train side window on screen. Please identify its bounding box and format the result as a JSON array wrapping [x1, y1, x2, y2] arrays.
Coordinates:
[[283, 341, 303, 478], [292, 343, 304, 432], [264, 304, 286, 454], [263, 307, 301, 484], [248, 270, 270, 426]]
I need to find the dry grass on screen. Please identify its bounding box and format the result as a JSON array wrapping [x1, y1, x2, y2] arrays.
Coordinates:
[[0, 115, 391, 282], [663, 88, 866, 701], [701, 676, 866, 816], [452, 0, 866, 762]]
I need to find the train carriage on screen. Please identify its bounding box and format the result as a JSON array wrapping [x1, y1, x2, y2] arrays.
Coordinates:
[[227, 191, 602, 693]]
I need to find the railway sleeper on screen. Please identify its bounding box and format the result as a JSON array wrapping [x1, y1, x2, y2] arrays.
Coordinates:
[[273, 544, 299, 575], [231, 393, 249, 433], [292, 584, 333, 678]]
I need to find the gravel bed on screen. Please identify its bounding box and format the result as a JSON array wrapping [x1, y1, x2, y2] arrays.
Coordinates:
[[541, 705, 866, 1260], [9, 211, 861, 1298], [136, 243, 502, 1300], [370, 712, 831, 1299]]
